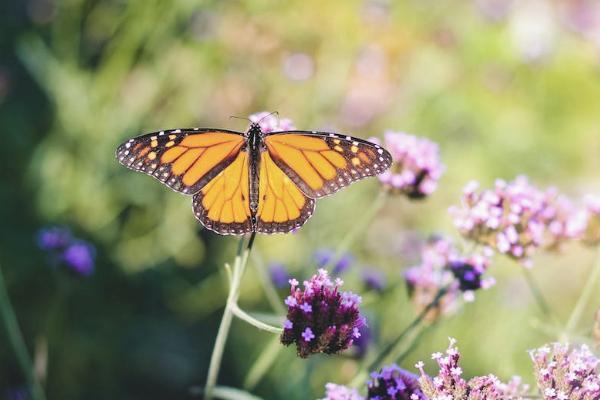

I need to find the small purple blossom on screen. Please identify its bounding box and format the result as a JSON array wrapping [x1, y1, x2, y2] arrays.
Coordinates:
[[362, 268, 386, 292], [37, 226, 71, 250], [353, 324, 372, 358], [281, 269, 366, 358], [37, 225, 95, 277], [370, 132, 444, 199], [314, 249, 354, 275], [269, 262, 291, 288], [249, 111, 295, 133], [322, 383, 365, 400], [301, 327, 315, 342], [62, 241, 95, 276], [530, 342, 600, 400], [367, 364, 425, 400], [416, 338, 529, 399]]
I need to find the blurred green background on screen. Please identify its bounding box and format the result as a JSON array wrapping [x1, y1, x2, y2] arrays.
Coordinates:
[[1, 0, 600, 399]]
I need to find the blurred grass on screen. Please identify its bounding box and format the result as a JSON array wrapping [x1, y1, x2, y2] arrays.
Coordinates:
[[1, 0, 600, 398]]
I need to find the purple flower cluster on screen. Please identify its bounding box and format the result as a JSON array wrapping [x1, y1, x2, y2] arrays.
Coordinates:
[[542, 191, 588, 250], [449, 177, 546, 265], [530, 343, 600, 400], [248, 111, 295, 133], [37, 226, 95, 276], [416, 338, 529, 400], [281, 269, 366, 358], [369, 132, 444, 199], [367, 364, 425, 400], [404, 236, 494, 318], [323, 383, 365, 400], [450, 177, 595, 265]]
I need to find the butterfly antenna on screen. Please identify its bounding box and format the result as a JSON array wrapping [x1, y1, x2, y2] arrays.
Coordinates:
[[257, 111, 279, 125], [229, 115, 252, 123]]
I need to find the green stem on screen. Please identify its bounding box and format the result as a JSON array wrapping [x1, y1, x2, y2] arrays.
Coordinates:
[[349, 286, 447, 388], [395, 320, 438, 364], [564, 246, 600, 337], [251, 253, 286, 315], [0, 265, 46, 400], [205, 233, 256, 400], [521, 267, 554, 319], [321, 191, 387, 271], [243, 336, 282, 390], [229, 303, 283, 334], [367, 286, 447, 371]]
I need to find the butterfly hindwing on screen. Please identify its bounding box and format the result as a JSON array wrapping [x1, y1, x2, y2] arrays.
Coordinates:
[[256, 151, 315, 234], [192, 150, 253, 235], [116, 128, 245, 194], [264, 131, 392, 198]]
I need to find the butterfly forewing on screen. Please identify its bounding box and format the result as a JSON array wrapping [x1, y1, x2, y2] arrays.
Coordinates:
[[116, 128, 245, 194], [264, 131, 392, 198]]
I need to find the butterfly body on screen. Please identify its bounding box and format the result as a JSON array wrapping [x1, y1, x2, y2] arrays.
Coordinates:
[[116, 123, 392, 235]]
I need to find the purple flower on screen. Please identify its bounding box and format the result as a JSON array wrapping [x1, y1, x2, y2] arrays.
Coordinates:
[[450, 177, 548, 265], [541, 191, 587, 250], [248, 111, 295, 133], [322, 383, 365, 400], [369, 132, 444, 199], [37, 226, 71, 250], [416, 338, 529, 399], [314, 249, 354, 275], [404, 236, 495, 320], [281, 269, 366, 358], [269, 263, 291, 288], [367, 364, 425, 400], [450, 177, 589, 264], [530, 343, 600, 400], [362, 268, 386, 292], [353, 324, 372, 358], [62, 241, 95, 276]]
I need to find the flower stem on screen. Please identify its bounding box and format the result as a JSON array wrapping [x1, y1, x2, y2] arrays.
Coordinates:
[[521, 267, 555, 320], [243, 336, 282, 390], [229, 303, 283, 334], [349, 286, 447, 388], [0, 265, 46, 400], [563, 246, 600, 337], [205, 233, 256, 400], [367, 286, 447, 371], [322, 190, 387, 271]]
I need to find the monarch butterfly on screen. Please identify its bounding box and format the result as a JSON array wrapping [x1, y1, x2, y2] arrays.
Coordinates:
[[115, 120, 392, 235]]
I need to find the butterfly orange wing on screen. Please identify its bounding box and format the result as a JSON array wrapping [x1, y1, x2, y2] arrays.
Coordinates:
[[116, 128, 245, 194], [263, 131, 392, 198], [192, 150, 253, 235], [255, 151, 315, 234]]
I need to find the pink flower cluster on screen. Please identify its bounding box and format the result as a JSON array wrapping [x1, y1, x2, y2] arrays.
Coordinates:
[[530, 343, 600, 400], [449, 177, 591, 266], [369, 132, 444, 199], [404, 236, 495, 319], [249, 111, 295, 133], [416, 338, 529, 400]]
